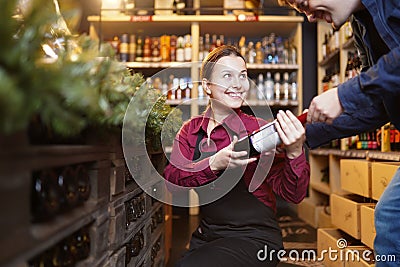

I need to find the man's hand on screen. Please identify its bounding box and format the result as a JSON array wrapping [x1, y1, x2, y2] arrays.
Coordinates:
[[307, 87, 343, 124]]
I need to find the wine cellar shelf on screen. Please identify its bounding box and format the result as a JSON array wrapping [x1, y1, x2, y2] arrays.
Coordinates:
[[0, 140, 168, 267]]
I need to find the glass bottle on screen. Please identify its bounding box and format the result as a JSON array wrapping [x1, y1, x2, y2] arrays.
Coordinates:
[[274, 72, 281, 101], [129, 34, 136, 62], [176, 36, 185, 62], [282, 72, 289, 101], [76, 165, 90, 202], [264, 72, 274, 101], [256, 73, 264, 100], [119, 33, 129, 62], [184, 34, 192, 62], [58, 166, 79, 210], [167, 74, 175, 100], [143, 36, 151, 62], [198, 36, 204, 61], [151, 38, 161, 62], [160, 35, 171, 62], [247, 41, 255, 64], [255, 42, 263, 64], [204, 33, 210, 59], [170, 35, 177, 62], [238, 36, 246, 59], [31, 169, 61, 222], [135, 36, 143, 62]]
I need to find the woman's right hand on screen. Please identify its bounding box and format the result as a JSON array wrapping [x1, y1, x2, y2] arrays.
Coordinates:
[[209, 136, 257, 171]]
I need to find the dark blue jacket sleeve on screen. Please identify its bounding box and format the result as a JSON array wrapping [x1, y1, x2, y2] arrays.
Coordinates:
[[305, 83, 389, 149]]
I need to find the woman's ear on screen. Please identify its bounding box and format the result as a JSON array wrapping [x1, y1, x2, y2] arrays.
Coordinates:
[[202, 78, 212, 95]]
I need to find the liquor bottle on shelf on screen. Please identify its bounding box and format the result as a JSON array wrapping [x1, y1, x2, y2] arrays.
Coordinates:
[[198, 36, 205, 61], [167, 74, 175, 100], [204, 33, 211, 59], [247, 41, 255, 64], [282, 72, 289, 101], [123, 0, 135, 15], [234, 113, 308, 157], [174, 0, 186, 15], [129, 34, 136, 62], [238, 36, 246, 59], [176, 36, 185, 62], [176, 78, 182, 100], [274, 72, 281, 101], [184, 34, 192, 62], [289, 39, 297, 65], [264, 71, 274, 101], [255, 42, 263, 64], [291, 78, 298, 101], [120, 34, 129, 62], [160, 35, 170, 62], [143, 36, 151, 62], [256, 73, 264, 100], [135, 36, 143, 62], [151, 37, 161, 62], [170, 35, 177, 62]]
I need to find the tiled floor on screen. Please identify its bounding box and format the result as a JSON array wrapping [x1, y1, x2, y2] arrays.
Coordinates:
[[166, 199, 323, 267]]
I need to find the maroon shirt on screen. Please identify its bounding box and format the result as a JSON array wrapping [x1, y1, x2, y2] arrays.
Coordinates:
[[164, 108, 310, 212]]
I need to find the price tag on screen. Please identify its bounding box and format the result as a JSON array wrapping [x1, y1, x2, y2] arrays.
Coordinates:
[[130, 15, 153, 22], [236, 14, 259, 22]]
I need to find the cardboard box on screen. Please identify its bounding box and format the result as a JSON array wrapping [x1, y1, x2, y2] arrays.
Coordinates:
[[340, 159, 371, 198], [371, 162, 400, 200], [360, 205, 376, 249], [331, 194, 371, 239]]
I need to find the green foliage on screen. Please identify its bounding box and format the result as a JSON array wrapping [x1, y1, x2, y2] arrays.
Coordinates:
[[0, 0, 182, 148]]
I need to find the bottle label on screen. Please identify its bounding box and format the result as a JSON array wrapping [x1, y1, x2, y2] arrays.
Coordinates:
[[249, 122, 280, 153]]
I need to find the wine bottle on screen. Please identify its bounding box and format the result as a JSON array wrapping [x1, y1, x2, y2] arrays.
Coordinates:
[[233, 112, 308, 157]]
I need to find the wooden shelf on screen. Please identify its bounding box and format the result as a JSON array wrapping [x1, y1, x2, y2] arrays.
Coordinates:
[[318, 48, 339, 67], [309, 148, 367, 159], [367, 151, 400, 161]]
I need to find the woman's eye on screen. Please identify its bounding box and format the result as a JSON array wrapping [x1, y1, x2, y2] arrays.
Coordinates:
[[223, 73, 231, 78], [240, 74, 247, 79]]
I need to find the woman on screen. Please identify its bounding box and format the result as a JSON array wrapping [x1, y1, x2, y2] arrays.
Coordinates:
[[164, 45, 310, 267]]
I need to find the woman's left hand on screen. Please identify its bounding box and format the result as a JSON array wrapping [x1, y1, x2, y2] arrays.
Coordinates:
[[275, 110, 306, 159]]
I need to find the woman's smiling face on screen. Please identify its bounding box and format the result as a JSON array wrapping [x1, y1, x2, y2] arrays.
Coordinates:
[[206, 55, 249, 109]]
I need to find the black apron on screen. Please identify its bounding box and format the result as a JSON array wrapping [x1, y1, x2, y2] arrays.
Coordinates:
[[175, 130, 283, 267]]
